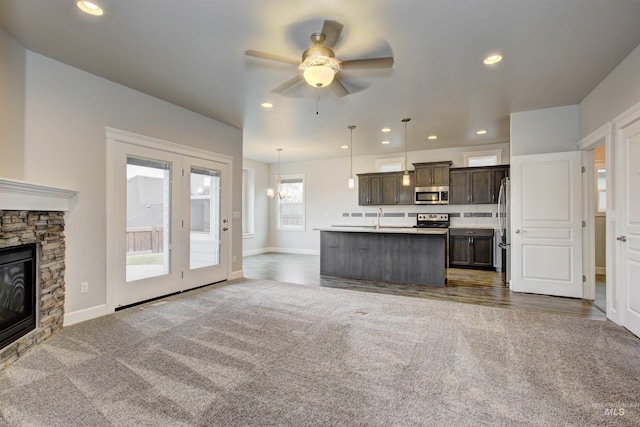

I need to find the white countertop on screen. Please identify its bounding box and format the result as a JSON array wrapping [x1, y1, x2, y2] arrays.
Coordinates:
[[317, 226, 448, 235]]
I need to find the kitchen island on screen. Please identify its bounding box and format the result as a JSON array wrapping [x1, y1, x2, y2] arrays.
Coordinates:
[[317, 227, 447, 287]]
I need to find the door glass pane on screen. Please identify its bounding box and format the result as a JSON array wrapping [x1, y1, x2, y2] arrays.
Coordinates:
[[190, 167, 221, 270], [126, 157, 171, 282]]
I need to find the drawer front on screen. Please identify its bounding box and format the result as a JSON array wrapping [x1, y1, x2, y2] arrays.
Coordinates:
[[449, 228, 494, 237]]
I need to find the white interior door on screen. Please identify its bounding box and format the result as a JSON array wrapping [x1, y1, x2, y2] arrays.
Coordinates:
[[182, 157, 229, 290], [617, 119, 640, 337], [511, 151, 583, 297]]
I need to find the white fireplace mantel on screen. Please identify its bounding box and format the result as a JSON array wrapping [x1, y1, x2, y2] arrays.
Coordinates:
[[0, 177, 78, 212]]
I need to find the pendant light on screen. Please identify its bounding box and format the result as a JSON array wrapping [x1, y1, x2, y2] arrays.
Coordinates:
[[402, 117, 411, 186], [267, 148, 286, 199], [347, 125, 356, 189]]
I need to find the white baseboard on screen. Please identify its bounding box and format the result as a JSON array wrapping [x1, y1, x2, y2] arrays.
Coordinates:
[[243, 247, 271, 257], [243, 247, 320, 256], [64, 304, 110, 326], [229, 269, 244, 280], [266, 247, 320, 255], [595, 266, 606, 275]]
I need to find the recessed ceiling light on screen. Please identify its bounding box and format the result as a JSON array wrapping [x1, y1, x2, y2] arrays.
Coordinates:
[[483, 54, 502, 65], [261, 102, 273, 108], [476, 129, 488, 135], [427, 135, 438, 140], [77, 1, 104, 16], [381, 140, 390, 145], [340, 145, 349, 149], [381, 128, 391, 133]]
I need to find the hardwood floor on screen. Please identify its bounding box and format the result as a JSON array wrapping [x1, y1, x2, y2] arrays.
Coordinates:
[[243, 252, 605, 320]]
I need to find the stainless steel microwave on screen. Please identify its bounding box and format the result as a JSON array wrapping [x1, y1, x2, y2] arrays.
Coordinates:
[[415, 186, 450, 205]]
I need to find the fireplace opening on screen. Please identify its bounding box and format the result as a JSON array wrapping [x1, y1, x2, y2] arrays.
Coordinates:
[[0, 243, 37, 351]]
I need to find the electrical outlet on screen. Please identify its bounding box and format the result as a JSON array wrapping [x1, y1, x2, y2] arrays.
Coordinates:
[[80, 281, 89, 293]]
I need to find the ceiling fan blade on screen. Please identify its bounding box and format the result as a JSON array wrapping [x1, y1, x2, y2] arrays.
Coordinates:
[[330, 77, 349, 97], [321, 20, 344, 49], [245, 50, 299, 65], [341, 57, 394, 70], [271, 75, 304, 93]]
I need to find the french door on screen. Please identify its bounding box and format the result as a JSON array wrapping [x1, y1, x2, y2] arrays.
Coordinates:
[[113, 141, 229, 308]]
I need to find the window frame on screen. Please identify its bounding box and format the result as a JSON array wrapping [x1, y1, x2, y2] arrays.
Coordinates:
[[463, 149, 503, 167], [276, 173, 305, 231]]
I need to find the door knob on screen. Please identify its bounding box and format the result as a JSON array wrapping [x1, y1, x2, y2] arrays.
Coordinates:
[[222, 227, 228, 231], [616, 235, 627, 242], [514, 229, 521, 234]]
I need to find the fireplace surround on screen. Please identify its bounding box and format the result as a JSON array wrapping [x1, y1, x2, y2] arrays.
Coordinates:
[[0, 177, 76, 370]]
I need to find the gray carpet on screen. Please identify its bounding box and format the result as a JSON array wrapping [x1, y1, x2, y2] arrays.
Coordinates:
[[0, 278, 639, 426]]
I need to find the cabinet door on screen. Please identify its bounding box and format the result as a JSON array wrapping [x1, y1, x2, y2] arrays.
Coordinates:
[[449, 170, 469, 204], [449, 235, 472, 266], [398, 172, 414, 204], [369, 176, 381, 205], [415, 167, 433, 187], [432, 164, 450, 186], [381, 174, 399, 204], [358, 176, 371, 205], [471, 236, 493, 267], [469, 169, 492, 204], [491, 167, 509, 204]]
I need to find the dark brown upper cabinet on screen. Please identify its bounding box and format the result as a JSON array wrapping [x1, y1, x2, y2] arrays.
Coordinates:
[[413, 161, 452, 187]]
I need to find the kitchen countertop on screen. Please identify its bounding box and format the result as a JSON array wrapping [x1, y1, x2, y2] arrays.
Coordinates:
[[317, 226, 448, 235]]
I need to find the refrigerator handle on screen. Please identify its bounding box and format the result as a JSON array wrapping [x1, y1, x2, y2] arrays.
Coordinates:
[[497, 181, 505, 238]]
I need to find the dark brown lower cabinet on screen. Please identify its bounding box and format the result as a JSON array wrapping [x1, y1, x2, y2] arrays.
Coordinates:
[[449, 228, 494, 269]]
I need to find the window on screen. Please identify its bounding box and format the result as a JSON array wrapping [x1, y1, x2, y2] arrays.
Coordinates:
[[277, 174, 305, 230], [375, 157, 405, 172], [242, 168, 255, 235], [596, 164, 606, 214], [463, 149, 503, 167]]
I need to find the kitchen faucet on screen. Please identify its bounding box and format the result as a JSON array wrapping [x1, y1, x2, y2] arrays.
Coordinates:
[[377, 207, 383, 230]]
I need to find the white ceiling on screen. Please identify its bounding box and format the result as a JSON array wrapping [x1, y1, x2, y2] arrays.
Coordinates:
[[1, 0, 640, 164]]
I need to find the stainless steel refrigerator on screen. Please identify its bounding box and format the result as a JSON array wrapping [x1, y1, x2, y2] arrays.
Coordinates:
[[498, 177, 510, 286]]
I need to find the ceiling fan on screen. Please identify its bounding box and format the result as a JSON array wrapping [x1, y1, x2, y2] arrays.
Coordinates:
[[245, 20, 394, 97]]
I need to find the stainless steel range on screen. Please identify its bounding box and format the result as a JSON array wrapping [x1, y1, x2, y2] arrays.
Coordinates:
[[415, 213, 450, 267], [415, 213, 450, 228]]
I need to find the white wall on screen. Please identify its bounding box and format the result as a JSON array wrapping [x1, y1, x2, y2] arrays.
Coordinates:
[[242, 157, 269, 255], [0, 27, 25, 179], [580, 44, 640, 139], [264, 142, 509, 254], [510, 105, 580, 156], [19, 51, 242, 317]]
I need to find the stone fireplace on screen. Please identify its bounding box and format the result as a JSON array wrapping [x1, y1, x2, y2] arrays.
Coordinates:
[[0, 178, 76, 370]]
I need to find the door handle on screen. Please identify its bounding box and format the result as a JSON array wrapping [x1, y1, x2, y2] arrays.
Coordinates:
[[222, 227, 228, 231], [514, 229, 521, 234], [616, 235, 627, 242]]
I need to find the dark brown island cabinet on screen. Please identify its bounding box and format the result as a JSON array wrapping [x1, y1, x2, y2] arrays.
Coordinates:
[[449, 228, 494, 269], [449, 165, 509, 205], [319, 229, 447, 287]]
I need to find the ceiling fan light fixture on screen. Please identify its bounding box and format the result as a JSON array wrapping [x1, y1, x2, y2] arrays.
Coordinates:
[[299, 56, 340, 88], [77, 1, 104, 16]]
